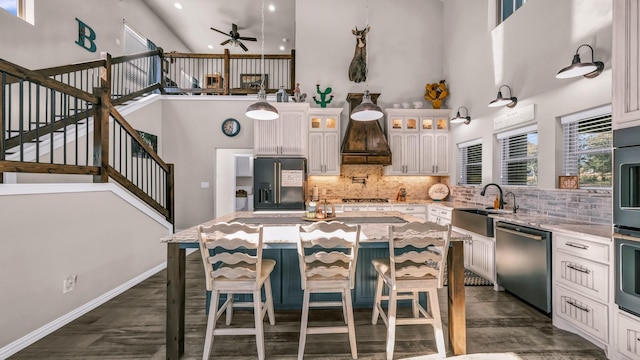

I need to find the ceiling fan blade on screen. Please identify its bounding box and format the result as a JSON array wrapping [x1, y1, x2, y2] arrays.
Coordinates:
[[211, 27, 230, 37], [220, 39, 232, 46], [239, 42, 248, 52], [238, 36, 257, 42]]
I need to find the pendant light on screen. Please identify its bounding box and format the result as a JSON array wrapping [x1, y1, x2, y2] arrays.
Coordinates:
[[350, 0, 383, 121], [245, 0, 279, 121]]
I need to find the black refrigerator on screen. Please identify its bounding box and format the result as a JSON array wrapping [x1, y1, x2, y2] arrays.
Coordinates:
[[253, 157, 307, 210]]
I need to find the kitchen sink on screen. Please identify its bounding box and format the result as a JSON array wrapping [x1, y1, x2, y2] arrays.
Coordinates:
[[451, 208, 499, 237]]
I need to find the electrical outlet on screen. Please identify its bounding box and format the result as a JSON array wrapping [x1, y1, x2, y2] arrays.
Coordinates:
[[63, 274, 77, 294]]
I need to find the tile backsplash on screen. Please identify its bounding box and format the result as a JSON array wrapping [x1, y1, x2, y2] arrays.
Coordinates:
[[308, 165, 450, 202], [450, 185, 612, 225]]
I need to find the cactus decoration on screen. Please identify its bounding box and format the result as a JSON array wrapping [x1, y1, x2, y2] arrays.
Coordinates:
[[312, 84, 334, 108]]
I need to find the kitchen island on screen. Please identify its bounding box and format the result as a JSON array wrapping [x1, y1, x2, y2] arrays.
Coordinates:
[[162, 211, 470, 359]]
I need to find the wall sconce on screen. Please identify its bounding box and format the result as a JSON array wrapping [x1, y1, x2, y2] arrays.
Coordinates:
[[555, 44, 604, 79], [488, 85, 517, 108], [450, 106, 471, 125]]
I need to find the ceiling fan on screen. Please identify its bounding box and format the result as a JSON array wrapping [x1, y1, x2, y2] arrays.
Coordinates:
[[210, 23, 257, 52]]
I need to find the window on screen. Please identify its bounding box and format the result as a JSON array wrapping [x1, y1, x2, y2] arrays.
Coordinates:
[[0, 0, 29, 21], [458, 139, 482, 185], [561, 105, 612, 188], [498, 125, 538, 186], [498, 0, 527, 23]]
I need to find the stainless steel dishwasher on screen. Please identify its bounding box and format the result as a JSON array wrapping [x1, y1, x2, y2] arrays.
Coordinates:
[[495, 221, 552, 314]]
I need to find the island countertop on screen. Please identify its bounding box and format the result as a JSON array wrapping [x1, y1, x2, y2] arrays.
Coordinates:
[[162, 210, 471, 245]]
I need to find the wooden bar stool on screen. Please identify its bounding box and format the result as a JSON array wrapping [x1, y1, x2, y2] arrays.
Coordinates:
[[371, 221, 451, 359], [297, 221, 361, 360], [197, 222, 276, 360]]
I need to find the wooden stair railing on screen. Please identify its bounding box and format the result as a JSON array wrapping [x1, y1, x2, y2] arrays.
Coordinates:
[[0, 56, 174, 225]]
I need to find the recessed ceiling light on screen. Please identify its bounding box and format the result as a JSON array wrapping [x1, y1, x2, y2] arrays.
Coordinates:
[[279, 45, 285, 51], [268, 4, 275, 12], [174, 3, 183, 10], [208, 44, 213, 49]]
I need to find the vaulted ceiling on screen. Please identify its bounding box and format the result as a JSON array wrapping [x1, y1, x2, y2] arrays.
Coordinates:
[[142, 0, 295, 55]]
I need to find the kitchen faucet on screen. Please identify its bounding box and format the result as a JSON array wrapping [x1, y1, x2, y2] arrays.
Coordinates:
[[504, 191, 518, 213], [480, 183, 504, 209]]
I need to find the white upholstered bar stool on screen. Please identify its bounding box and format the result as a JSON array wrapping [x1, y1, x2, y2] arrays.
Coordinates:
[[197, 222, 276, 360], [297, 221, 361, 360], [371, 221, 451, 359]]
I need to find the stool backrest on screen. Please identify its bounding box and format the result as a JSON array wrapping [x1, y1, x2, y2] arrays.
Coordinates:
[[197, 222, 264, 291], [297, 221, 361, 289], [388, 221, 452, 288]]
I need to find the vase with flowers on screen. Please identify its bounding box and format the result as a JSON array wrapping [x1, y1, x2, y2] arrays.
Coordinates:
[[424, 80, 448, 109]]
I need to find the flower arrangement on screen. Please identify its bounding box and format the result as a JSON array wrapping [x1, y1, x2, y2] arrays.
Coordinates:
[[424, 80, 448, 109]]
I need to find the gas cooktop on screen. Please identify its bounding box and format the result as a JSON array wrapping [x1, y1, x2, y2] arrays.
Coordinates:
[[341, 198, 390, 203]]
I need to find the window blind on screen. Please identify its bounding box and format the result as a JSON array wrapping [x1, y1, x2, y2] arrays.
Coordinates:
[[498, 126, 538, 186], [458, 139, 482, 185], [561, 109, 612, 188]]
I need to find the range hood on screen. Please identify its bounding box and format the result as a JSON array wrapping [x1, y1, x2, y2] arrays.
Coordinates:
[[341, 93, 392, 165]]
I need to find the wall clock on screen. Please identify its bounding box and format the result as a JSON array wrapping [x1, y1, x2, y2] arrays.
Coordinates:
[[221, 118, 241, 137]]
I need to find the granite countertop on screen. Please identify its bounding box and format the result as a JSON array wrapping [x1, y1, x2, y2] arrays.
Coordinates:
[[162, 211, 470, 244], [487, 212, 612, 239]]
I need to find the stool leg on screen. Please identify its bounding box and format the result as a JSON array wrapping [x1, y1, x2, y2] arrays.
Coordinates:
[[264, 276, 276, 325], [202, 290, 220, 360], [428, 288, 446, 358], [341, 290, 348, 324], [372, 273, 384, 325], [298, 289, 311, 360], [344, 289, 358, 359], [226, 294, 234, 325], [253, 289, 266, 360], [385, 289, 397, 360]]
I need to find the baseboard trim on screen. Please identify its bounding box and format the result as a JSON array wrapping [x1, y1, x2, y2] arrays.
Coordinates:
[[0, 261, 168, 359]]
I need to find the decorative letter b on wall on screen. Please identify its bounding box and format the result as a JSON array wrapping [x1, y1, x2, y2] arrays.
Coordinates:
[[75, 18, 97, 53]]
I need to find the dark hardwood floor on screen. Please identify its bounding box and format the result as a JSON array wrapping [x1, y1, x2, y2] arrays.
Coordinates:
[[10, 252, 607, 359]]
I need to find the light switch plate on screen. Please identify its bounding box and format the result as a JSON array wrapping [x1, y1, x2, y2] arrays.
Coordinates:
[[200, 182, 209, 188]]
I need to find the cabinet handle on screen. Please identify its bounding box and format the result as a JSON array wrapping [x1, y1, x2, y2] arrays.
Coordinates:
[[435, 165, 438, 173], [565, 299, 590, 313], [565, 242, 589, 250], [406, 207, 414, 211], [566, 264, 591, 274]]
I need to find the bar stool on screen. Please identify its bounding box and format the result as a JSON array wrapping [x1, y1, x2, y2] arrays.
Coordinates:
[[197, 222, 276, 360], [371, 221, 451, 359], [297, 221, 361, 360]]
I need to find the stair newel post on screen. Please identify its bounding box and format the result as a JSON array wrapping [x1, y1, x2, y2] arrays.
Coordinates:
[[166, 163, 175, 228], [223, 49, 230, 95], [158, 47, 166, 94], [289, 49, 296, 91], [0, 73, 4, 184], [92, 86, 110, 183]]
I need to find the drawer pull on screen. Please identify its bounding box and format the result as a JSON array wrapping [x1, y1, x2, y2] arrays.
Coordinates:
[[565, 299, 590, 313], [566, 264, 591, 274], [565, 242, 589, 250]]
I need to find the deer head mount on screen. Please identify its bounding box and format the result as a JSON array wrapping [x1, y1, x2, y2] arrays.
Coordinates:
[[348, 26, 370, 83]]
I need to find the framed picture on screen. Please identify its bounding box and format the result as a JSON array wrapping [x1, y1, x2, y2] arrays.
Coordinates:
[[559, 175, 579, 189], [132, 130, 158, 158], [240, 73, 267, 90]]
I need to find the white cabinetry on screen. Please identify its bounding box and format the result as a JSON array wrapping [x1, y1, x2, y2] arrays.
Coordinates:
[[307, 108, 342, 175], [613, 0, 640, 129], [616, 311, 640, 359], [552, 231, 611, 351], [393, 204, 428, 221], [452, 227, 495, 284], [254, 103, 309, 156], [428, 204, 452, 225], [385, 109, 450, 175]]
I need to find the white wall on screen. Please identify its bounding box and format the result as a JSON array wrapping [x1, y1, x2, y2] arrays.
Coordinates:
[[296, 0, 446, 135], [0, 0, 189, 68], [443, 0, 612, 188], [0, 185, 171, 351]]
